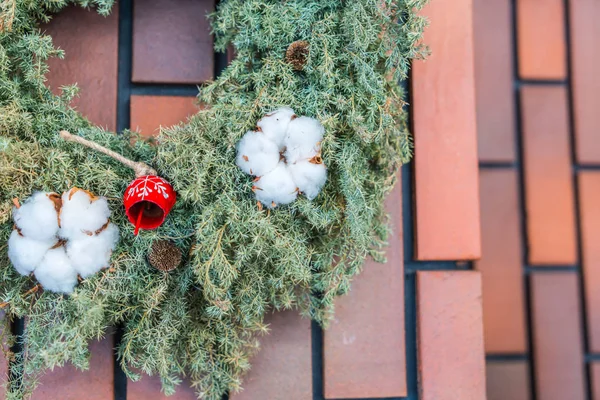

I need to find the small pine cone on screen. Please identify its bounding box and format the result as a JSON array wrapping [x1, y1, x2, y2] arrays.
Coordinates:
[[148, 240, 182, 272], [286, 40, 309, 71]]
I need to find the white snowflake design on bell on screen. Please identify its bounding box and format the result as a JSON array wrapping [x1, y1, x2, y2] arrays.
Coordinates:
[[126, 176, 171, 201]]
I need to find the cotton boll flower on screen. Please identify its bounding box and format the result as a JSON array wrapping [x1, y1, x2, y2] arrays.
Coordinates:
[[254, 162, 298, 208], [35, 247, 78, 294], [284, 116, 324, 164], [67, 223, 119, 278], [13, 192, 60, 241], [256, 107, 296, 148], [59, 188, 111, 240], [288, 160, 327, 200], [7, 230, 56, 276], [236, 131, 280, 176]]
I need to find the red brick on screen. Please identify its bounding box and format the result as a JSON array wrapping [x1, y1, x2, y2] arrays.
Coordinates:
[[476, 169, 527, 353], [417, 271, 486, 400], [411, 0, 481, 261], [44, 5, 119, 130], [130, 95, 199, 137], [570, 0, 600, 163], [517, 0, 567, 79], [486, 362, 531, 400], [323, 182, 405, 399], [31, 337, 114, 400], [578, 172, 600, 351], [132, 0, 214, 83], [521, 86, 577, 265], [474, 0, 516, 162], [231, 310, 312, 400], [530, 273, 585, 400], [128, 375, 196, 400], [592, 363, 600, 400]]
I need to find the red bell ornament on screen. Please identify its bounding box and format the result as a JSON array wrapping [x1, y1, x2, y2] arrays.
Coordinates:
[[124, 175, 176, 235], [59, 130, 177, 235]]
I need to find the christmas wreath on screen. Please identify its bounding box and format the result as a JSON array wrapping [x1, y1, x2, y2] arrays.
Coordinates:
[[0, 0, 426, 398]]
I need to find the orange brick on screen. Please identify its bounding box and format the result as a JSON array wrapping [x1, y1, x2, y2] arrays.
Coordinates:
[[570, 0, 600, 163], [486, 362, 531, 400], [521, 86, 577, 265], [476, 169, 527, 353], [128, 375, 196, 400], [592, 363, 600, 400], [44, 5, 119, 130], [31, 337, 114, 400], [323, 182, 405, 399], [132, 0, 214, 83], [231, 310, 312, 400], [578, 172, 600, 351], [411, 0, 481, 261], [417, 271, 486, 400], [130, 95, 199, 137], [530, 273, 585, 400], [517, 0, 567, 79], [474, 0, 516, 162]]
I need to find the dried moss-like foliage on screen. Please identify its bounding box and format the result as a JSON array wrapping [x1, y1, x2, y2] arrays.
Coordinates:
[[0, 0, 427, 398]]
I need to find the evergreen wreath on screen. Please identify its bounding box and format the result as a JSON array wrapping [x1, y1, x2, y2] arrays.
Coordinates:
[[0, 0, 427, 398]]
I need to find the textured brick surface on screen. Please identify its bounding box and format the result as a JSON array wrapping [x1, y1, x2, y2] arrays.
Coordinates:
[[128, 375, 197, 400], [592, 363, 600, 400], [570, 0, 600, 163], [323, 181, 405, 399], [486, 362, 531, 400], [30, 337, 114, 400], [130, 95, 199, 137], [411, 0, 481, 261], [44, 5, 119, 130], [474, 0, 515, 162], [476, 169, 526, 353], [132, 0, 214, 83], [578, 172, 600, 352], [417, 271, 486, 400], [517, 0, 567, 79], [231, 310, 312, 400], [530, 273, 585, 400], [521, 86, 577, 265]]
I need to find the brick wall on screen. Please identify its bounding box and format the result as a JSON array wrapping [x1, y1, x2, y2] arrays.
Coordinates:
[[3, 0, 598, 399]]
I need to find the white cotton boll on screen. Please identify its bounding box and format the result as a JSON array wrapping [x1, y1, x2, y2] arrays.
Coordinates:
[[7, 230, 55, 276], [67, 223, 119, 278], [59, 189, 111, 240], [288, 160, 327, 200], [254, 162, 298, 208], [13, 192, 60, 241], [283, 116, 325, 164], [35, 247, 78, 294], [236, 130, 281, 176], [256, 107, 296, 148]]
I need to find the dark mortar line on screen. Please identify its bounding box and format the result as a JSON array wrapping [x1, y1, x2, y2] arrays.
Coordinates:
[[515, 79, 568, 87], [116, 0, 133, 134], [510, 1, 536, 399], [479, 162, 519, 169], [562, 0, 592, 398], [311, 320, 325, 400], [114, 0, 133, 398], [130, 84, 201, 97], [486, 353, 530, 362], [8, 317, 24, 394]]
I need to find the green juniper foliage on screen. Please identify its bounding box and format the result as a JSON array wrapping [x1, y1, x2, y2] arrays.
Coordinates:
[[0, 0, 426, 398]]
